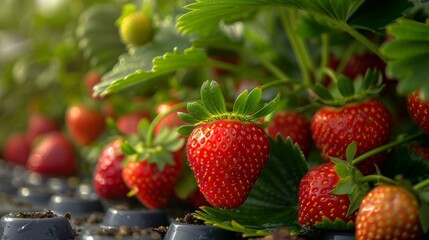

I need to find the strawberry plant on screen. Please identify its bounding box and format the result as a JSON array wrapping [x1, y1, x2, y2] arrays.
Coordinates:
[[2, 0, 429, 239]]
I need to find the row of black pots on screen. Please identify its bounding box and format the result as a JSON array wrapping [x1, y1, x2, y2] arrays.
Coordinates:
[[0, 160, 364, 240]]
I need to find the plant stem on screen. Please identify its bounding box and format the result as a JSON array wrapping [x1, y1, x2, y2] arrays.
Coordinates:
[[206, 59, 241, 73], [146, 102, 188, 147], [317, 34, 329, 83], [260, 79, 301, 91], [414, 178, 429, 191], [352, 132, 424, 165], [279, 9, 313, 87], [334, 21, 385, 61], [359, 174, 398, 186]]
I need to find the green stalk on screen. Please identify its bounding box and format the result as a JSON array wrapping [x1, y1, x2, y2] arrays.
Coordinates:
[[414, 178, 429, 191], [260, 79, 301, 91], [334, 21, 386, 61], [359, 174, 398, 186], [279, 9, 313, 87], [352, 132, 424, 165], [317, 34, 329, 83], [146, 102, 188, 147], [206, 59, 241, 74]]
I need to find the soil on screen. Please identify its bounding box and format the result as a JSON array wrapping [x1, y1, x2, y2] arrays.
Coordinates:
[[175, 213, 205, 225], [14, 210, 57, 218], [246, 228, 306, 240], [73, 212, 104, 226]]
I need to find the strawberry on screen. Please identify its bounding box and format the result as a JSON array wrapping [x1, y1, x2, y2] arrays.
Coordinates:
[[267, 111, 312, 156], [407, 91, 429, 135], [27, 132, 78, 176], [93, 139, 129, 200], [119, 12, 152, 46], [116, 112, 150, 136], [342, 52, 386, 81], [298, 163, 358, 229], [408, 144, 429, 160], [121, 123, 185, 209], [122, 150, 184, 209], [311, 99, 392, 175], [27, 113, 60, 143], [355, 184, 422, 240], [2, 132, 31, 166], [66, 103, 106, 146], [178, 80, 279, 208]]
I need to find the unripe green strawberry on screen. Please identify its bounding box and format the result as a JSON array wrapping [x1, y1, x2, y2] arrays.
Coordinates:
[[119, 12, 152, 46], [178, 80, 279, 209], [356, 184, 422, 240]]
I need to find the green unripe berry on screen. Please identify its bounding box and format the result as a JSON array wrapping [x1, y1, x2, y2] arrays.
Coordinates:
[[119, 12, 152, 46]]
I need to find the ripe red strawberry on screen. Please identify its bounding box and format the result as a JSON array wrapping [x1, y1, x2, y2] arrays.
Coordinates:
[[179, 80, 279, 208], [298, 163, 358, 229], [116, 112, 150, 136], [311, 99, 392, 175], [3, 133, 31, 166], [93, 139, 129, 200], [27, 132, 78, 176], [27, 113, 60, 143], [122, 147, 184, 209], [407, 91, 429, 135], [342, 53, 386, 81], [408, 144, 429, 160], [355, 184, 422, 240], [66, 103, 106, 146], [267, 111, 312, 156]]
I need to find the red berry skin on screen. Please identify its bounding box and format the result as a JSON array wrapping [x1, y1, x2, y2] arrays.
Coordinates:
[[27, 132, 78, 176], [122, 150, 184, 209], [116, 112, 150, 136], [27, 114, 60, 144], [356, 185, 422, 240], [408, 144, 429, 160], [84, 71, 103, 100], [186, 119, 270, 209], [66, 104, 106, 146], [3, 133, 31, 166], [407, 91, 429, 135], [93, 139, 129, 200], [311, 99, 392, 175], [267, 111, 312, 156], [298, 163, 357, 229], [343, 53, 386, 81]]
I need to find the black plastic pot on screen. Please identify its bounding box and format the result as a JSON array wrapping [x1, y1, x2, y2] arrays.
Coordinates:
[[101, 207, 170, 229], [163, 222, 238, 240], [318, 231, 355, 240], [0, 211, 76, 240], [48, 195, 104, 216]]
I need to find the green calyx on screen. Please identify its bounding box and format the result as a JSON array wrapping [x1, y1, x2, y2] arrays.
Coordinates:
[[177, 80, 280, 136], [329, 142, 371, 217], [315, 68, 384, 106], [121, 119, 184, 171]]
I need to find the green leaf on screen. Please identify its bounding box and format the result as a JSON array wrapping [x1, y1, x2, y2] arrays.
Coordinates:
[[177, 0, 365, 37], [187, 102, 212, 122], [419, 201, 429, 233], [76, 4, 126, 72], [233, 90, 249, 115], [314, 217, 355, 231], [347, 0, 413, 34], [381, 18, 429, 97], [251, 93, 281, 120], [314, 83, 334, 101], [178, 112, 199, 124], [337, 76, 355, 98], [242, 86, 262, 115], [345, 142, 357, 163], [194, 137, 308, 237], [383, 146, 429, 185], [200, 80, 227, 115], [93, 17, 208, 96], [121, 141, 137, 155], [177, 125, 195, 137]]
